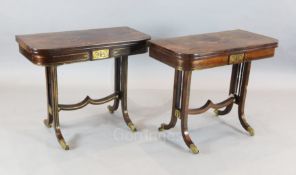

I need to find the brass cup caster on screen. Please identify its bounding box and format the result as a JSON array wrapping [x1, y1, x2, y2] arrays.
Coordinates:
[[128, 122, 137, 132], [158, 124, 165, 131], [190, 144, 199, 154], [247, 127, 255, 136], [59, 139, 70, 150], [43, 119, 52, 128], [107, 105, 115, 114], [213, 109, 219, 117]]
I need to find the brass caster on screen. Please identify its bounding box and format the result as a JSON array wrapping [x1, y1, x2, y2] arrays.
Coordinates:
[[158, 124, 165, 131], [189, 144, 199, 154], [43, 119, 52, 128], [247, 127, 255, 136], [128, 122, 137, 132], [213, 109, 219, 117], [59, 139, 70, 150], [107, 105, 114, 114]]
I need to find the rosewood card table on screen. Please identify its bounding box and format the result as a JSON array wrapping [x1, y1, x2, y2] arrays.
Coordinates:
[[149, 30, 278, 154], [16, 27, 150, 150]]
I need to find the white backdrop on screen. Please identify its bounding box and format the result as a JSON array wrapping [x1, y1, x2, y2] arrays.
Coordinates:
[[0, 1, 296, 175]]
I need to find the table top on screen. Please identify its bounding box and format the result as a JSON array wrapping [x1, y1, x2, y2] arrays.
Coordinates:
[[16, 27, 150, 66], [149, 30, 278, 59], [149, 30, 278, 70]]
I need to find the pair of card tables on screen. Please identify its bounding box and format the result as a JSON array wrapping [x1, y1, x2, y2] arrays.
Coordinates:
[[16, 27, 278, 154]]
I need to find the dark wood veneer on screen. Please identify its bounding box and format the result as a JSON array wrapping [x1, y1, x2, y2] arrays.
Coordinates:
[[149, 29, 278, 70], [16, 27, 150, 65]]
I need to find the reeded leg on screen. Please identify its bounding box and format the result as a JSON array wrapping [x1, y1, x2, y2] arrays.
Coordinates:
[[237, 62, 254, 136], [120, 56, 137, 132], [180, 71, 199, 154], [214, 64, 239, 116], [46, 66, 69, 150], [44, 67, 53, 128], [108, 57, 121, 113], [159, 70, 182, 131]]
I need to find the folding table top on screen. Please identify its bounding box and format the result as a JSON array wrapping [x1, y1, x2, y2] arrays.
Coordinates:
[[16, 27, 151, 66], [149, 30, 278, 70]]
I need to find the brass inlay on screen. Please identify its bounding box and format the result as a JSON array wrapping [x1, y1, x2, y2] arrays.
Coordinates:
[[48, 106, 52, 115], [175, 109, 181, 119], [176, 67, 184, 71], [59, 94, 118, 111], [229, 53, 244, 64], [112, 48, 128, 56], [92, 49, 109, 60], [82, 53, 89, 59]]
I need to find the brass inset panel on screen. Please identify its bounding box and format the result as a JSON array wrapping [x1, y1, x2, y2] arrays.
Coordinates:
[[92, 49, 110, 60], [229, 53, 244, 64]]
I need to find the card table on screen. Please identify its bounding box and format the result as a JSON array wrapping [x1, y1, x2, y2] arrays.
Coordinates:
[[149, 30, 278, 154], [16, 27, 150, 150]]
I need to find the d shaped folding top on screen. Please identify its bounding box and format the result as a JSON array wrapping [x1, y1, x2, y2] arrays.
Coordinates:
[[149, 30, 278, 154], [16, 27, 151, 150]]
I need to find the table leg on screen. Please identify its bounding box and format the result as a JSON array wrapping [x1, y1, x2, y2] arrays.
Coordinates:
[[44, 67, 53, 128], [159, 70, 182, 131], [43, 66, 69, 150], [120, 56, 137, 132], [108, 57, 121, 113], [214, 64, 239, 116], [180, 71, 199, 154], [237, 62, 254, 136]]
